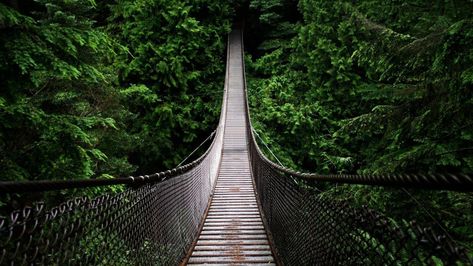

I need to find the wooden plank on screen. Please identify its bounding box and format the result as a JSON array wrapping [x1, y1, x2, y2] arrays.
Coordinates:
[[210, 205, 258, 208], [198, 235, 269, 240], [213, 193, 255, 196], [203, 221, 264, 226], [211, 199, 257, 202], [207, 211, 260, 215], [210, 204, 257, 207], [209, 208, 259, 211], [201, 230, 267, 235], [203, 226, 265, 230], [207, 215, 261, 219], [188, 256, 274, 264], [208, 211, 260, 214], [187, 30, 275, 265], [209, 204, 258, 207], [196, 240, 269, 246], [193, 245, 271, 251], [212, 196, 256, 198], [203, 222, 264, 226], [191, 250, 273, 257], [188, 264, 276, 266]]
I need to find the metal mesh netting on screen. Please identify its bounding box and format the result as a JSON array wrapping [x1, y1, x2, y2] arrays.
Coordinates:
[[247, 138, 472, 265], [0, 133, 224, 265]]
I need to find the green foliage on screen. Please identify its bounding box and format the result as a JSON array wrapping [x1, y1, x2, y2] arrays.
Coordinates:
[[246, 0, 473, 252], [0, 0, 232, 211], [2, 0, 471, 257], [109, 0, 232, 172], [0, 0, 132, 184]]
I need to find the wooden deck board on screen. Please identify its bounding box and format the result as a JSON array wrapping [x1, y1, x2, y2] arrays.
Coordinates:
[[186, 29, 276, 265]]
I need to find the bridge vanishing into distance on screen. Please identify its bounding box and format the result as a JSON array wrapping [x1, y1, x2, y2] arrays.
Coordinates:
[[1, 29, 472, 265]]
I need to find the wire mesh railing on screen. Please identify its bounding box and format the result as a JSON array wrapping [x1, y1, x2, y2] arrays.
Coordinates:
[[247, 145, 472, 264], [238, 30, 473, 264], [0, 166, 215, 265], [0, 133, 224, 265]]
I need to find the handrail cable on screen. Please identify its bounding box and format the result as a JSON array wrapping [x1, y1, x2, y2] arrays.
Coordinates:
[[177, 129, 217, 167], [400, 187, 457, 243], [247, 119, 473, 191], [0, 126, 220, 193], [252, 126, 323, 192], [249, 127, 473, 191], [251, 127, 285, 167]]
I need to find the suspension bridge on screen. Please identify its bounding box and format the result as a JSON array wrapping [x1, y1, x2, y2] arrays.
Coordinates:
[[1, 29, 472, 265]]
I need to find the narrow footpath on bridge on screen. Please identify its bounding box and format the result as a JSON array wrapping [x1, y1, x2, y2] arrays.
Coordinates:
[[185, 30, 276, 265]]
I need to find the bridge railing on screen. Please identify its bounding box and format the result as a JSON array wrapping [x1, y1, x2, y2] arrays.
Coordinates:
[[0, 102, 224, 266], [239, 30, 473, 264], [0, 34, 230, 266]]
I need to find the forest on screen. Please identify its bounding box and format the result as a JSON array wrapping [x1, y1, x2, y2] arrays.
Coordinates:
[[245, 0, 473, 255], [1, 0, 472, 261], [0, 0, 232, 206]]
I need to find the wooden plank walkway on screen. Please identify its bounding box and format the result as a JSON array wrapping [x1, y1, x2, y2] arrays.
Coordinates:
[[186, 30, 276, 265]]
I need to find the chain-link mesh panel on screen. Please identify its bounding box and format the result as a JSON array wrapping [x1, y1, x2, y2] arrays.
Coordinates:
[[248, 140, 471, 265], [0, 121, 225, 265], [0, 142, 221, 265], [0, 91, 226, 265]]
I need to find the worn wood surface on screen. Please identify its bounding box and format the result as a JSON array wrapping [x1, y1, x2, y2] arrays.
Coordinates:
[[187, 30, 276, 266]]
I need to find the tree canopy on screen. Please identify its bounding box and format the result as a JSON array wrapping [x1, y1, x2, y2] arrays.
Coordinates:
[[0, 0, 232, 209]]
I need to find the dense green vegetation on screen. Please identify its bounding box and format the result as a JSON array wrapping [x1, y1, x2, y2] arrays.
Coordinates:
[[246, 0, 473, 252], [0, 0, 471, 257], [0, 0, 231, 208]]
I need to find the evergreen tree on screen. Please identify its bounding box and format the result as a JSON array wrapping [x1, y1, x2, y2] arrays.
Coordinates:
[[0, 0, 134, 185], [108, 0, 232, 172], [246, 0, 473, 251]]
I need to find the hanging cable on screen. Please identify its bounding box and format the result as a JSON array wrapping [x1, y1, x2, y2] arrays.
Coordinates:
[[177, 129, 217, 167], [252, 127, 323, 192], [401, 188, 457, 244], [252, 127, 285, 167]]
